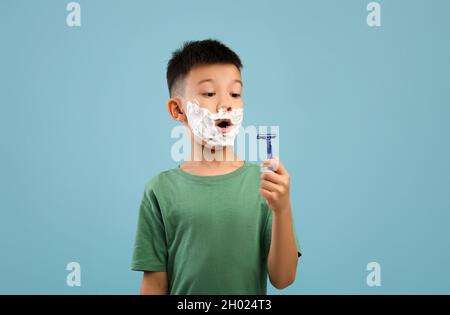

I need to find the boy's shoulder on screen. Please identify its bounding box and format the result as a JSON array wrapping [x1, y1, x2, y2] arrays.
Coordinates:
[[142, 168, 175, 193]]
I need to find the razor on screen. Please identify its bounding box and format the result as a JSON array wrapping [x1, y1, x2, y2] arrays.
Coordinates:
[[257, 133, 277, 170]]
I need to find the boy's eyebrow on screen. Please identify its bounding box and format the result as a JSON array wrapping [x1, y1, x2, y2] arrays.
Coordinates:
[[197, 79, 213, 85], [197, 79, 243, 87]]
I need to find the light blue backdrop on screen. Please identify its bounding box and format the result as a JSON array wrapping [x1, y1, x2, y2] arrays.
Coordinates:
[[1, 0, 449, 294]]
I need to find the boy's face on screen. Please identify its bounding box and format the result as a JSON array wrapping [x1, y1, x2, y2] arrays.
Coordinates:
[[168, 63, 244, 149], [181, 63, 243, 113]]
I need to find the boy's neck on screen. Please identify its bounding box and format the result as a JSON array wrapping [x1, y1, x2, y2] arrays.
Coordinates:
[[180, 143, 244, 176]]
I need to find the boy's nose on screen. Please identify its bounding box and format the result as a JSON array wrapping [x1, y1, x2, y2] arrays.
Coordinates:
[[218, 105, 232, 112]]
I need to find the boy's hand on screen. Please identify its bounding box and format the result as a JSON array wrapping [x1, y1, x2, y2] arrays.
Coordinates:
[[259, 157, 291, 213]]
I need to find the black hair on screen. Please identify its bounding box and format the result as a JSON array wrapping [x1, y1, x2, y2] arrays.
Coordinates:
[[166, 39, 243, 96]]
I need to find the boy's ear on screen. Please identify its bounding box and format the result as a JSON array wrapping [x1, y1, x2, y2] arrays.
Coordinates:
[[167, 97, 186, 122]]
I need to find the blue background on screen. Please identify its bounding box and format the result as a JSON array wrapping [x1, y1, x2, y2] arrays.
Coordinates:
[[1, 0, 449, 294]]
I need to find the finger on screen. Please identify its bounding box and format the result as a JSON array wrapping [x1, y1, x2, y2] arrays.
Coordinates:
[[259, 187, 275, 201], [272, 157, 288, 175], [261, 169, 284, 184], [260, 179, 281, 193]]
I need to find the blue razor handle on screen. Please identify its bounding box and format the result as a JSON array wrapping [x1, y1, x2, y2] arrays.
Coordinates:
[[257, 133, 277, 171], [267, 139, 273, 160]]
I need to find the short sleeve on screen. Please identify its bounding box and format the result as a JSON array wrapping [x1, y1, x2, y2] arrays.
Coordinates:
[[263, 210, 302, 260], [131, 181, 168, 272]]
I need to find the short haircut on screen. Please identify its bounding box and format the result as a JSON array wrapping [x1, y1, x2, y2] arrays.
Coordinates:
[[166, 39, 243, 97]]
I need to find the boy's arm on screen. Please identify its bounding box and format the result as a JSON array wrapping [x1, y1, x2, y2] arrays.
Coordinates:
[[266, 206, 298, 289], [260, 158, 299, 289], [140, 271, 169, 295]]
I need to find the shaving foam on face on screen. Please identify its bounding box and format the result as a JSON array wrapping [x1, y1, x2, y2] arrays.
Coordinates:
[[185, 99, 243, 147]]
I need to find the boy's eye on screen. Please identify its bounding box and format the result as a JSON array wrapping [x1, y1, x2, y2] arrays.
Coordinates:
[[202, 92, 216, 97], [231, 93, 241, 98]]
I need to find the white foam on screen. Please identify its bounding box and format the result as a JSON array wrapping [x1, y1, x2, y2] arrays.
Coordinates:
[[185, 99, 243, 148]]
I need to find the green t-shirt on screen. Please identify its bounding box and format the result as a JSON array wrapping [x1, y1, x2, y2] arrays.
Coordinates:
[[131, 161, 301, 295]]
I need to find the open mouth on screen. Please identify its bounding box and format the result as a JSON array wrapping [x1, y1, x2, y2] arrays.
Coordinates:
[[215, 119, 232, 133]]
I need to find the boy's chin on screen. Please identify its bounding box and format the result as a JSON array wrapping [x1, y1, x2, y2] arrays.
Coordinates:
[[193, 137, 231, 151]]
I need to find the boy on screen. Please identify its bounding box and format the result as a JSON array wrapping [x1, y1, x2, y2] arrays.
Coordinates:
[[131, 39, 301, 295]]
